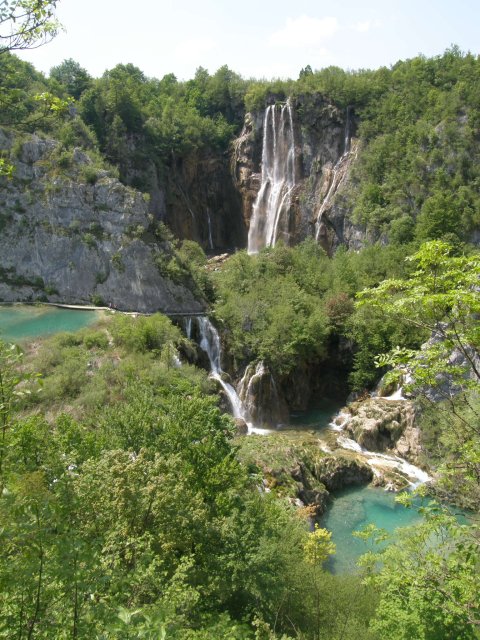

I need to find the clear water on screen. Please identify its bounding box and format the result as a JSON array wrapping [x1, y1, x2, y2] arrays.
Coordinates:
[[321, 486, 423, 574], [0, 305, 100, 342]]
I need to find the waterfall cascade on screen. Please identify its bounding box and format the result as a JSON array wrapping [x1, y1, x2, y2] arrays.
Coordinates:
[[188, 316, 270, 434], [247, 101, 296, 254], [237, 360, 289, 427], [329, 412, 431, 487]]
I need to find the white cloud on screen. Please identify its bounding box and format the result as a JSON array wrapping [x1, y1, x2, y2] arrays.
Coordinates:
[[174, 37, 216, 60], [352, 19, 382, 33], [269, 15, 338, 48]]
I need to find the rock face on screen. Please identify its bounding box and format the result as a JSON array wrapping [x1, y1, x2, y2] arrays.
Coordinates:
[[0, 130, 204, 313], [420, 327, 480, 402], [97, 126, 248, 253], [345, 397, 423, 462], [232, 94, 367, 253], [313, 454, 374, 492], [164, 151, 247, 252], [237, 360, 289, 427]]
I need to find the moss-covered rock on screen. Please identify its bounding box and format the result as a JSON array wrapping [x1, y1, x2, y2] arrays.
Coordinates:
[[237, 432, 373, 518]]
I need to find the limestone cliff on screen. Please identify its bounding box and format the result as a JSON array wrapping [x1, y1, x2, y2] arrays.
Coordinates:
[[107, 131, 247, 253], [0, 130, 205, 313]]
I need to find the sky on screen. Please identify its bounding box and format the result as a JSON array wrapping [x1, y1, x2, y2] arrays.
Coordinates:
[[17, 0, 480, 81]]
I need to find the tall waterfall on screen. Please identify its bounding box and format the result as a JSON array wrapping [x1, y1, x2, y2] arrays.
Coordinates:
[[191, 316, 269, 434], [248, 101, 296, 254]]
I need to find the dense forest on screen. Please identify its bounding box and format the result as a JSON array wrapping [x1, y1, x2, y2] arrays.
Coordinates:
[[0, 2, 479, 638]]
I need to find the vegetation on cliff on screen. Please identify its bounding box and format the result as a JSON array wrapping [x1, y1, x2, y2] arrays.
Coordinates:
[[212, 239, 425, 390], [2, 46, 480, 246]]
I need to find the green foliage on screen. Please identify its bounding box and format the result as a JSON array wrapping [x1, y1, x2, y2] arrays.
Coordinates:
[[49, 58, 92, 100], [0, 0, 60, 54], [110, 312, 182, 353], [357, 241, 480, 391], [304, 525, 336, 566], [0, 309, 381, 639], [354, 241, 480, 638], [347, 50, 480, 241], [213, 242, 331, 375], [0, 157, 14, 178], [214, 241, 419, 384]]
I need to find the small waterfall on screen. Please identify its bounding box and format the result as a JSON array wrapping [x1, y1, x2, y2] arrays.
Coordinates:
[[314, 164, 342, 241], [184, 317, 193, 340], [248, 100, 296, 254], [237, 360, 288, 427], [206, 209, 214, 251], [314, 106, 353, 242], [330, 412, 431, 486], [344, 105, 352, 154], [194, 317, 270, 434]]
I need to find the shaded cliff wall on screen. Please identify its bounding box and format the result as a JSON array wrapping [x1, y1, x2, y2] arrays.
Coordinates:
[[165, 151, 247, 252], [110, 133, 247, 253]]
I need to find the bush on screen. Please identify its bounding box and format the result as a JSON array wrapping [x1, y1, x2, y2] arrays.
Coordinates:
[[110, 313, 182, 353]]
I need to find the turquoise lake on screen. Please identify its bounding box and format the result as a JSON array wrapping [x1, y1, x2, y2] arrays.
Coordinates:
[[0, 305, 101, 342], [322, 485, 424, 574]]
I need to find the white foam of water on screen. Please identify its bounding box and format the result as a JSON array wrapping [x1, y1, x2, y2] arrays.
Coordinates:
[[336, 432, 431, 484], [195, 316, 270, 435], [331, 409, 431, 485], [329, 411, 351, 431], [384, 387, 406, 400], [248, 100, 296, 253]]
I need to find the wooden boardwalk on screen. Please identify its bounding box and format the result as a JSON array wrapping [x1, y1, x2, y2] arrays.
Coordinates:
[[0, 301, 207, 318]]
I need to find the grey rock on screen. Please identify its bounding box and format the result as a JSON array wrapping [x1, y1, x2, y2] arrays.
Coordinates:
[[232, 94, 369, 253]]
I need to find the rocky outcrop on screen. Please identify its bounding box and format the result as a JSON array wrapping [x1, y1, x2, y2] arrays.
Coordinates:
[[0, 130, 204, 313], [344, 397, 423, 462], [231, 111, 264, 231], [313, 454, 374, 492], [237, 360, 289, 427], [237, 433, 373, 519], [232, 94, 368, 253]]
